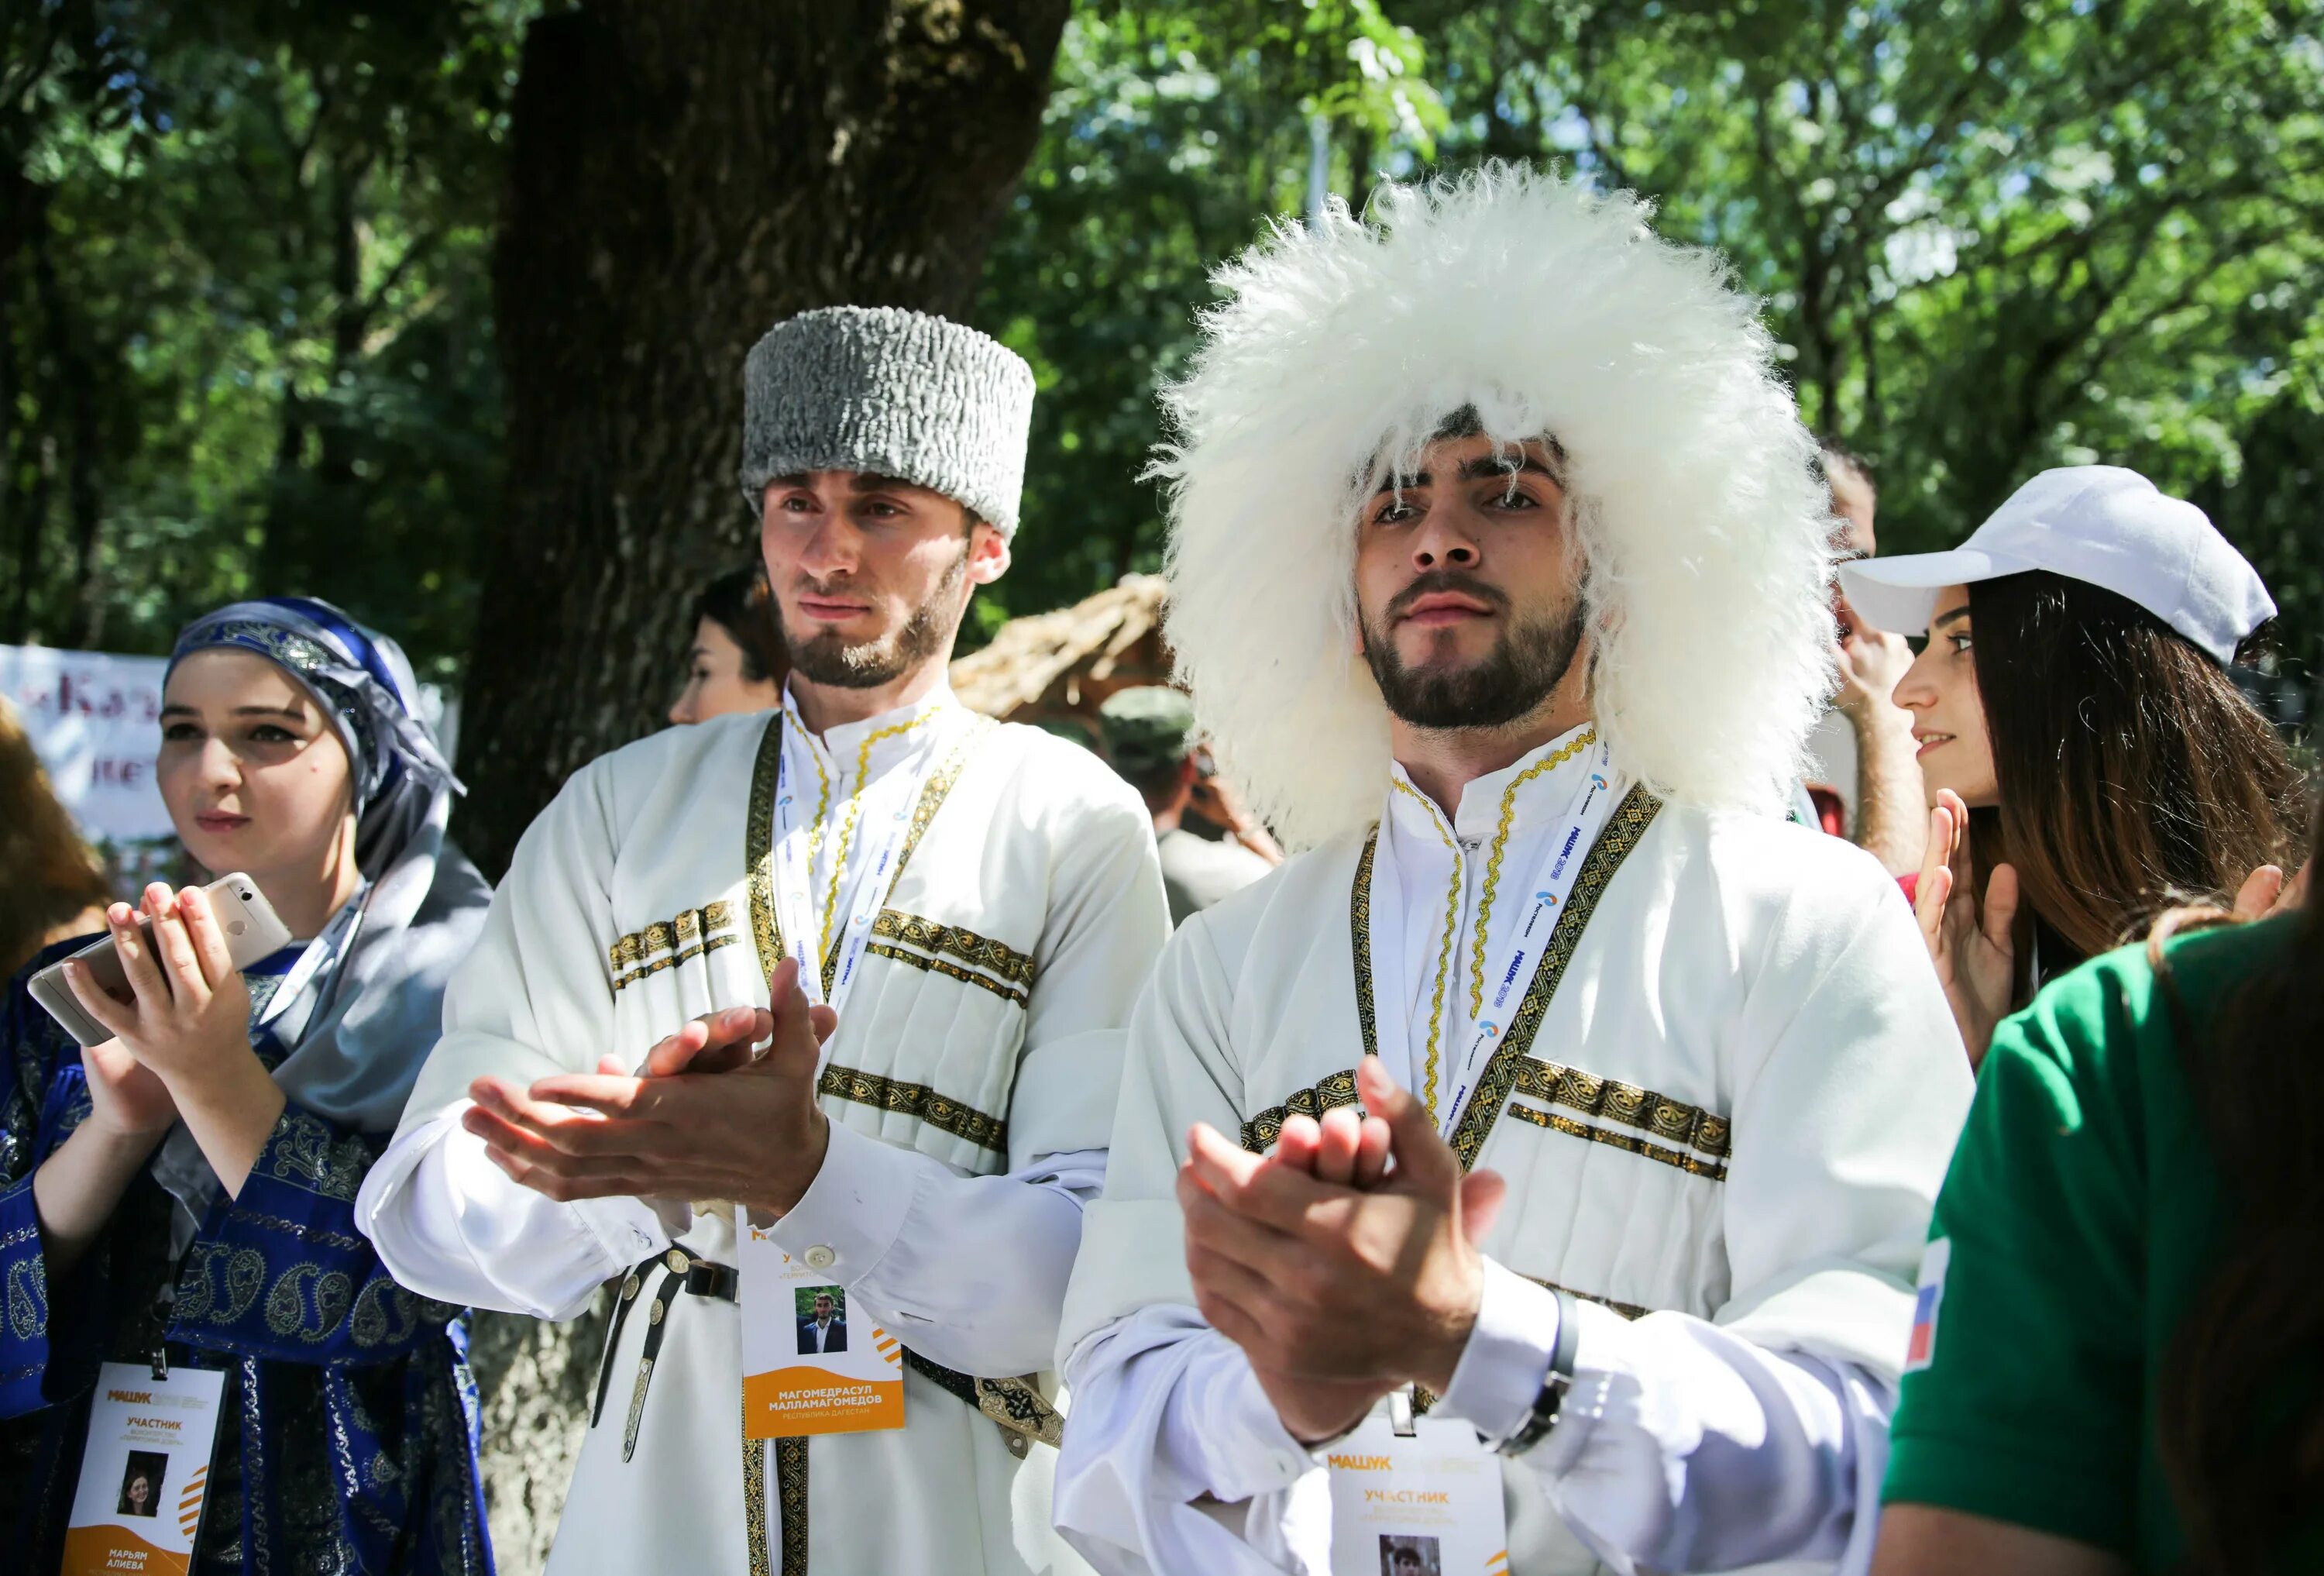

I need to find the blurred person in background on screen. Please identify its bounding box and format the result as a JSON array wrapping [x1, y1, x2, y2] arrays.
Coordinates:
[[0, 597, 494, 1574], [1872, 789, 2324, 1575], [1098, 684, 1281, 925], [668, 561, 787, 724], [1803, 439, 1926, 873], [0, 695, 112, 978], [1844, 466, 2305, 1065]]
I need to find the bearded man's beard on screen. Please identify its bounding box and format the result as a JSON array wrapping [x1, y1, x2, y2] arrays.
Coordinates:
[[787, 545, 968, 689], [1360, 572, 1587, 730]]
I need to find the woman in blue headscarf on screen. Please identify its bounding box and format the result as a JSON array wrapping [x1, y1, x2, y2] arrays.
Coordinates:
[[0, 598, 494, 1574]]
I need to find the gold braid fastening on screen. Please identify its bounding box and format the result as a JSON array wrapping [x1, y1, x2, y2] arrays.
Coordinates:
[[1387, 777, 1463, 1125], [1468, 728, 1597, 1018], [813, 711, 934, 997]]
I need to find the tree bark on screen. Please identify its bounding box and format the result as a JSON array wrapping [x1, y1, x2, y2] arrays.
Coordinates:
[[456, 9, 1067, 1567], [459, 0, 1071, 876]]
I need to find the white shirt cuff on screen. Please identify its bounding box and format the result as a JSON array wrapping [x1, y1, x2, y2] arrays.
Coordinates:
[[765, 1119, 916, 1287], [565, 1189, 672, 1272], [1436, 1257, 1561, 1445]]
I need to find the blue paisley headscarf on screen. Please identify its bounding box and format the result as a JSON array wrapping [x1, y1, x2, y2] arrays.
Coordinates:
[[155, 598, 490, 1228]]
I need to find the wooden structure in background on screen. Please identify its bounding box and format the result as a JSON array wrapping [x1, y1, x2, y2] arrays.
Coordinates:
[[950, 573, 1170, 744]]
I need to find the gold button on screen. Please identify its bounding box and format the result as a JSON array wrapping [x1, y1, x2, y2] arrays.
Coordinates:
[[620, 1274, 641, 1302], [665, 1248, 690, 1274], [803, 1245, 836, 1271], [648, 1301, 665, 1325]]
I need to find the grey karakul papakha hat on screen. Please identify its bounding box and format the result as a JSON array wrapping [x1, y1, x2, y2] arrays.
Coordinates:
[[737, 305, 1037, 537]]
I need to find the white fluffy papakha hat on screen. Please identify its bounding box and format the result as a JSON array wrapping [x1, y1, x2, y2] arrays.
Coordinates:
[[1153, 163, 1837, 850]]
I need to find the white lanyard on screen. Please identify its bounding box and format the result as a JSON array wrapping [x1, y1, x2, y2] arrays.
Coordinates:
[[252, 891, 366, 1044], [1370, 735, 1624, 1134], [770, 704, 949, 1013]]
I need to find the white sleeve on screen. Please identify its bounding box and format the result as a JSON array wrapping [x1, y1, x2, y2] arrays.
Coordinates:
[[1436, 854, 1971, 1575], [356, 756, 665, 1318], [1059, 910, 1338, 1574], [1436, 1265, 1896, 1574], [764, 1126, 1099, 1376], [357, 1113, 670, 1320], [1059, 1306, 1326, 1576]]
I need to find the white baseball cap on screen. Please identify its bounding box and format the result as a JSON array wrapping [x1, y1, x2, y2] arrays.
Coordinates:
[[1838, 465, 2274, 666]]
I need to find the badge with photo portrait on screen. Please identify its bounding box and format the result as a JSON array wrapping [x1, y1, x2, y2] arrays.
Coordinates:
[[61, 1361, 226, 1576], [737, 1220, 906, 1437], [1324, 1415, 1508, 1576]]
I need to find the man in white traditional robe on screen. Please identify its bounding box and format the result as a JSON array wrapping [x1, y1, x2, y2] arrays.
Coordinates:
[[356, 306, 1169, 1576], [1053, 167, 1975, 1576]]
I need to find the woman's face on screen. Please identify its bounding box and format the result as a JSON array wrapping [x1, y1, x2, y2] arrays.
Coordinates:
[[126, 1475, 150, 1507], [158, 649, 358, 887], [669, 616, 782, 726], [1892, 584, 2000, 809]]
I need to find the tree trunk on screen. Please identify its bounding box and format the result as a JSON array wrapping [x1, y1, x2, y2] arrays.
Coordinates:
[[457, 9, 1067, 1568], [459, 0, 1071, 876]]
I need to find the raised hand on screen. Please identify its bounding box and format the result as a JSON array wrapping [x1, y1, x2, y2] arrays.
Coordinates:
[[1180, 1058, 1507, 1443], [465, 956, 841, 1213], [1270, 1102, 1392, 1189], [64, 884, 256, 1094], [1911, 788, 2019, 1066]]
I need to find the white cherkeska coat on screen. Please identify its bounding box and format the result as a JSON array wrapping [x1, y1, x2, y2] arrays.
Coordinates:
[[359, 697, 1169, 1576]]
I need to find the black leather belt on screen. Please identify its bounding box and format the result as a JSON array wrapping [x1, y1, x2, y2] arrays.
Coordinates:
[[592, 1247, 741, 1461], [592, 1247, 1063, 1457]]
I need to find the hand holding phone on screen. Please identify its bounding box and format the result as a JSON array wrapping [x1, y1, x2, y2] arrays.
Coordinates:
[[29, 876, 291, 1048]]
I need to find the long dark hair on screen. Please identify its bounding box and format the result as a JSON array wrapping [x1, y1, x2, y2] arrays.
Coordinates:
[[2149, 794, 2324, 1573], [1968, 571, 2303, 967], [693, 563, 787, 686]]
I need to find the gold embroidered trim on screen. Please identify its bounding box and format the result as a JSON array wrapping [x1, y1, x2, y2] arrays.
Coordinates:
[[743, 1426, 770, 1576], [747, 711, 786, 988], [607, 901, 740, 991], [1387, 778, 1463, 1125], [1442, 783, 1662, 1173], [1239, 1066, 1363, 1154], [744, 711, 995, 1000], [1504, 1102, 1728, 1181], [1510, 1058, 1731, 1160], [775, 1436, 808, 1576], [864, 943, 1030, 1007], [1469, 728, 1597, 1018], [1351, 831, 1380, 1063], [871, 909, 1034, 987], [819, 711, 940, 996], [817, 1063, 1009, 1155]]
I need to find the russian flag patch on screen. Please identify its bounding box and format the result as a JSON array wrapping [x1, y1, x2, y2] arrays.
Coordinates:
[[1904, 1237, 1950, 1373]]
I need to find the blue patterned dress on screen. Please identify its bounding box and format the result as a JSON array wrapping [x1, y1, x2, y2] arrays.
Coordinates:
[[0, 939, 493, 1574]]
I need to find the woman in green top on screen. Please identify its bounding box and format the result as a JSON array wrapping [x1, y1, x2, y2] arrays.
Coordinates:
[[1872, 797, 2324, 1574]]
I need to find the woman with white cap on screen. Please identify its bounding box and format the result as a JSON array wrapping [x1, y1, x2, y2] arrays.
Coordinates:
[[1840, 465, 2307, 1063]]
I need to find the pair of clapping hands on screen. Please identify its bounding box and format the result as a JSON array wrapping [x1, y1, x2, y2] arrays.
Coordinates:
[[462, 956, 840, 1218], [1179, 1058, 1509, 1444]]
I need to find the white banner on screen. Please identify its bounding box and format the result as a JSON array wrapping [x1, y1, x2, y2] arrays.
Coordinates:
[[0, 644, 174, 845]]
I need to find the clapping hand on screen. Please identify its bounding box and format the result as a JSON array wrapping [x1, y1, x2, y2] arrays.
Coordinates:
[[1179, 1058, 1508, 1444], [465, 956, 839, 1213], [1912, 788, 2019, 1067]]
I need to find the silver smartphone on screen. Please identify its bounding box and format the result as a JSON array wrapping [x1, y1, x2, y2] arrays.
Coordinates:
[[27, 873, 294, 1047]]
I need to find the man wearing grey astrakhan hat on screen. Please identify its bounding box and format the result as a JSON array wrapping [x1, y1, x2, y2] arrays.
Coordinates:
[[359, 307, 1171, 1576]]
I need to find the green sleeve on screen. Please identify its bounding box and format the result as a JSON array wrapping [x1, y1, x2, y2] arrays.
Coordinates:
[[1882, 960, 2150, 1555]]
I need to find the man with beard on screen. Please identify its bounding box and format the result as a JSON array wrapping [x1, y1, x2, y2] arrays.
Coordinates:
[[1053, 168, 1974, 1575], [359, 307, 1168, 1576]]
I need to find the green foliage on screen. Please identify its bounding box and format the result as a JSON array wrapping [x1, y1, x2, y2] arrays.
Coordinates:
[[7, 0, 2322, 703], [983, 0, 2324, 689], [1, 0, 521, 677]]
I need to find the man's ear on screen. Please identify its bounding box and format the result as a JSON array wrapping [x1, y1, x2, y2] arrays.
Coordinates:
[[966, 518, 1011, 586]]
